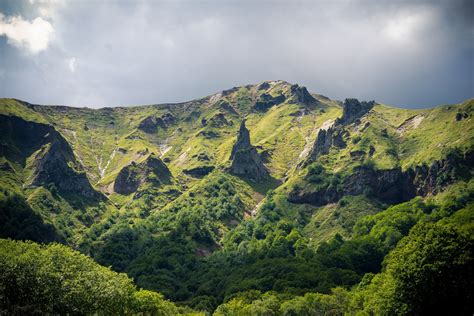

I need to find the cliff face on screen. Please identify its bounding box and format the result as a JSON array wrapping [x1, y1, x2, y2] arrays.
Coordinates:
[[289, 149, 473, 206], [289, 84, 318, 105], [0, 115, 101, 199], [336, 98, 375, 125], [228, 120, 269, 181], [114, 154, 172, 195], [306, 98, 373, 163]]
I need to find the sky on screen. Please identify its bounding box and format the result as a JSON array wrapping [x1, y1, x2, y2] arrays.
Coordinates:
[[0, 0, 472, 108]]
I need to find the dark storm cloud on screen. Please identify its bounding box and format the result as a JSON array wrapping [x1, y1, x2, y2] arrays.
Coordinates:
[[0, 0, 472, 108]]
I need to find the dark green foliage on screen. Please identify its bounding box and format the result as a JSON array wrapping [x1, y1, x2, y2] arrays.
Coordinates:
[[0, 194, 60, 243], [0, 239, 186, 315], [381, 223, 473, 315]]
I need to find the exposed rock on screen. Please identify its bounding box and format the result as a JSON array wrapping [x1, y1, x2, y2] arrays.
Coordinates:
[[411, 149, 473, 196], [307, 126, 347, 161], [254, 93, 286, 111], [305, 98, 373, 164], [289, 149, 473, 206], [183, 166, 215, 178], [0, 115, 102, 199], [456, 112, 469, 121], [337, 98, 375, 125], [114, 154, 171, 195], [228, 120, 269, 181], [258, 82, 271, 90], [289, 84, 317, 105], [397, 115, 424, 135], [222, 87, 239, 96]]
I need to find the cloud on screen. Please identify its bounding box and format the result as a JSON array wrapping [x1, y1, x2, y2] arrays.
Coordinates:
[[0, 13, 53, 54], [0, 0, 472, 108], [68, 57, 76, 73]]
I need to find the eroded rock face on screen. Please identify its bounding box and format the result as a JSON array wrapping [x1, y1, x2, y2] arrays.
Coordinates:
[[307, 126, 347, 161], [289, 149, 473, 206], [289, 84, 317, 105], [305, 98, 373, 164], [31, 140, 101, 199], [0, 115, 101, 199], [114, 154, 171, 195], [337, 98, 375, 125], [228, 120, 269, 181]]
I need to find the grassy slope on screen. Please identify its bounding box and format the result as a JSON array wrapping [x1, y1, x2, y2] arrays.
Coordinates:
[[0, 86, 472, 253]]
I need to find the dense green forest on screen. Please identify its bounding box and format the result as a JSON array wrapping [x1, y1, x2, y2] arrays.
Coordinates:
[[0, 82, 473, 314]]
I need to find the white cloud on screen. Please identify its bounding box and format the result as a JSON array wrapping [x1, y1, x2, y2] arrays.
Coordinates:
[[383, 10, 435, 43], [68, 57, 76, 73], [0, 13, 54, 54]]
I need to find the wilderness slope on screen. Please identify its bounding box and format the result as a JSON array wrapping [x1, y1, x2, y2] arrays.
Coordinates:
[[0, 81, 472, 313]]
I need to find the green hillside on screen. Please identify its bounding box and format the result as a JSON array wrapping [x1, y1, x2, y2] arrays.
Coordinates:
[[0, 81, 472, 314]]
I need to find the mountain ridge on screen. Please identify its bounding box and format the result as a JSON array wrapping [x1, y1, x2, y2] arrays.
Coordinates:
[[0, 81, 473, 314]]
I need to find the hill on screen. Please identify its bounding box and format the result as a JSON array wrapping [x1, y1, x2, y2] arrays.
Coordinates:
[[0, 81, 472, 314]]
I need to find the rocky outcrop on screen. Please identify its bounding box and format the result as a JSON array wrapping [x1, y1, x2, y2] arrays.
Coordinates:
[[456, 111, 469, 121], [336, 98, 375, 125], [289, 149, 473, 206], [258, 82, 271, 90], [228, 120, 269, 181], [305, 98, 373, 164], [138, 113, 176, 133], [222, 87, 239, 96], [114, 154, 171, 195], [289, 84, 317, 105], [254, 93, 286, 112], [31, 139, 102, 199], [307, 126, 347, 161], [411, 150, 473, 196], [0, 115, 102, 199], [184, 166, 215, 178]]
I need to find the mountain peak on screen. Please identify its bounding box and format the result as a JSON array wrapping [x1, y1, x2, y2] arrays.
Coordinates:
[[229, 120, 269, 181]]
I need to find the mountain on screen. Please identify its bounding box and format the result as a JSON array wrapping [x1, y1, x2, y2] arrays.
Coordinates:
[[0, 81, 473, 314]]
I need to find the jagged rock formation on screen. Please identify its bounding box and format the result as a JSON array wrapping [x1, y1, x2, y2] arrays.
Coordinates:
[[138, 113, 176, 133], [289, 149, 473, 206], [228, 120, 269, 181], [289, 84, 317, 105], [307, 126, 347, 161], [336, 98, 375, 125], [0, 115, 101, 199], [114, 154, 171, 195], [306, 98, 373, 163]]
